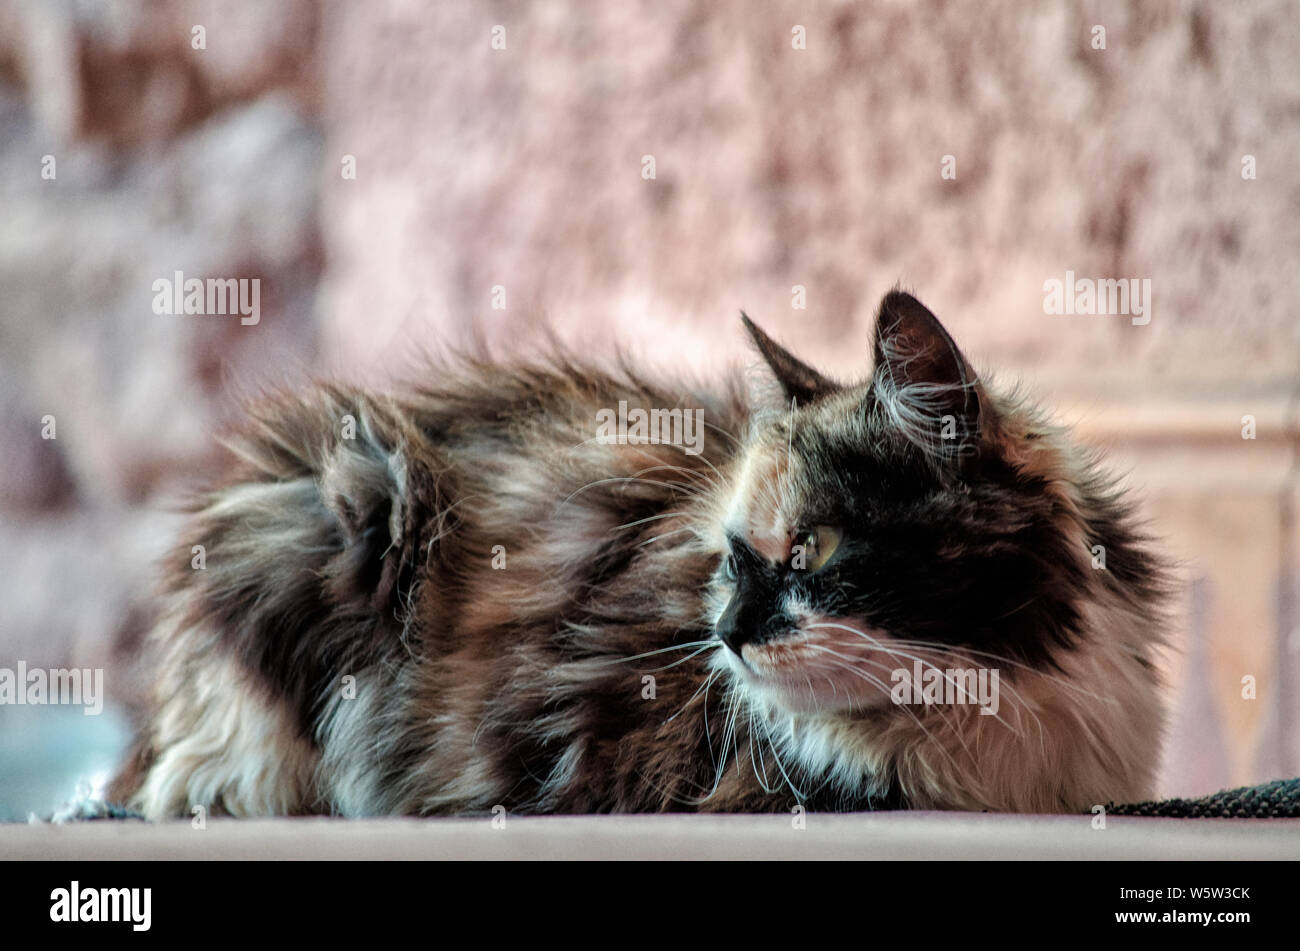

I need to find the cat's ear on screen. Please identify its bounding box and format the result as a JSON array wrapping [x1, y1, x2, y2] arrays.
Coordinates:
[[869, 290, 983, 453], [741, 312, 838, 407]]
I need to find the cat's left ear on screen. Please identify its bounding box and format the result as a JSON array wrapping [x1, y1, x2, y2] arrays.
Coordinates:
[[869, 290, 984, 452], [741, 312, 839, 407]]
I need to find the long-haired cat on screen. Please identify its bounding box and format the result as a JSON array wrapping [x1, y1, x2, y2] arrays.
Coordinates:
[[111, 291, 1169, 817]]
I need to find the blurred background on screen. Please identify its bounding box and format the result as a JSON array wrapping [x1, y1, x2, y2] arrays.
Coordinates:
[[0, 0, 1296, 819]]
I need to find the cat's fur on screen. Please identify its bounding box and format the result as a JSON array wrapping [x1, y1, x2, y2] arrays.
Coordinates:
[[111, 291, 1169, 817]]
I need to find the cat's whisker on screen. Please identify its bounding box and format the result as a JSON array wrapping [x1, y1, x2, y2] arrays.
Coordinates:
[[665, 666, 720, 724], [892, 648, 1044, 750], [745, 707, 769, 792], [758, 714, 806, 801], [557, 475, 702, 509], [626, 461, 718, 495], [804, 655, 967, 775], [884, 639, 1115, 705], [803, 633, 1022, 740], [686, 689, 734, 806], [702, 419, 742, 448], [800, 644, 981, 754], [629, 642, 719, 673], [796, 646, 970, 759], [602, 640, 717, 666], [611, 438, 725, 491], [866, 637, 1085, 750], [701, 683, 745, 803], [747, 706, 784, 797], [786, 396, 796, 458], [806, 622, 1027, 704], [805, 622, 993, 698], [635, 526, 697, 549], [681, 450, 728, 492], [875, 641, 1049, 742], [611, 511, 689, 532], [633, 766, 709, 809], [701, 668, 720, 771]]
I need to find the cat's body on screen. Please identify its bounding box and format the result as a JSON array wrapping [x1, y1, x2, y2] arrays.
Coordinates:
[[113, 292, 1169, 817]]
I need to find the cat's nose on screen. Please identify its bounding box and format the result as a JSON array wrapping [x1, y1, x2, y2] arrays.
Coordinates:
[[717, 582, 774, 657], [714, 586, 758, 655]]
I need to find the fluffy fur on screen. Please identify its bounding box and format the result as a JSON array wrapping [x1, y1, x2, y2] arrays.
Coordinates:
[[112, 291, 1170, 818]]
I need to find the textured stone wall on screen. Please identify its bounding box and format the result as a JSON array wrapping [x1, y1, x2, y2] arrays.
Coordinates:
[[319, 0, 1299, 391], [0, 0, 326, 712]]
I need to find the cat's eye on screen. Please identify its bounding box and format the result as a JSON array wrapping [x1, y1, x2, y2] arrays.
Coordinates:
[[792, 525, 841, 573], [721, 553, 738, 582]]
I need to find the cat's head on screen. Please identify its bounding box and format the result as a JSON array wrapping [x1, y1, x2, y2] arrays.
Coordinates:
[[708, 290, 1144, 715]]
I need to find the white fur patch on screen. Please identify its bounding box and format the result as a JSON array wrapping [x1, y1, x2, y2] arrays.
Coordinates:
[[132, 641, 318, 820]]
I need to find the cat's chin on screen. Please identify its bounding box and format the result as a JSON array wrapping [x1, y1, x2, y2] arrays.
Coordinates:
[[718, 641, 896, 715]]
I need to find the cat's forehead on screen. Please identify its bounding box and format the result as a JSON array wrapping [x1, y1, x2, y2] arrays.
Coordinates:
[[723, 440, 805, 562], [720, 391, 895, 558]]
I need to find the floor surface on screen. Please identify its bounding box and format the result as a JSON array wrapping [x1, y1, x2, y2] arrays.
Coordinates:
[[4, 812, 1297, 860]]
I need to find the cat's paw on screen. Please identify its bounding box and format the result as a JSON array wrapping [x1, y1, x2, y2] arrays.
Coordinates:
[[44, 797, 145, 824]]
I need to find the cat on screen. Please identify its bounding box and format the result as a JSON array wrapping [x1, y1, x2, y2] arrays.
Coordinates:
[[110, 290, 1170, 817]]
